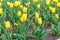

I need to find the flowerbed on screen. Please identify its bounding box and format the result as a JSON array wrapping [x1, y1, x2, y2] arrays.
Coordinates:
[[0, 0, 60, 40]]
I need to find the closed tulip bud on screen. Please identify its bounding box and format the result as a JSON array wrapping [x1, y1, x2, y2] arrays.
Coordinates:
[[49, 6, 52, 11], [9, 3, 13, 8], [6, 2, 10, 6], [37, 4, 40, 9], [20, 5, 23, 9], [23, 7, 27, 13], [35, 12, 39, 19], [20, 14, 27, 22], [0, 0, 2, 2], [55, 14, 59, 19], [5, 21, 10, 29], [26, 2, 30, 7], [33, 0, 39, 3], [0, 2, 2, 6], [46, 0, 50, 5], [51, 7, 56, 13], [57, 2, 60, 8], [17, 11, 22, 17], [14, 1, 21, 6], [0, 8, 3, 15], [52, 0, 58, 3], [38, 18, 42, 25], [14, 23, 18, 26]]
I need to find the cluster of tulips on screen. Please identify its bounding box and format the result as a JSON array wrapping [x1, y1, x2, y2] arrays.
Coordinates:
[[0, 0, 60, 40]]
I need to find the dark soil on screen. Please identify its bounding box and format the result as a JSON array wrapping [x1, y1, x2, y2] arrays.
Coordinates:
[[43, 25, 57, 40], [27, 37, 37, 40], [27, 24, 58, 40], [45, 34, 57, 40]]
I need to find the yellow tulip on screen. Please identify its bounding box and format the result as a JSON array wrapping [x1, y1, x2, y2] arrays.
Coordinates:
[[5, 21, 10, 29], [52, 0, 58, 3], [17, 11, 22, 17], [35, 12, 39, 19], [51, 7, 56, 13], [6, 2, 10, 6], [9, 3, 13, 8], [0, 8, 3, 15], [6, 2, 13, 8], [57, 2, 60, 8], [28, 2, 30, 5], [23, 7, 27, 13], [46, 0, 50, 5], [20, 17, 24, 22], [37, 4, 40, 9], [55, 14, 59, 19], [20, 14, 27, 22], [49, 6, 52, 11], [20, 5, 23, 9], [38, 18, 42, 25], [0, 0, 2, 2], [14, 1, 20, 6], [0, 2, 2, 6], [33, 0, 39, 3], [14, 23, 18, 26], [26, 2, 30, 7]]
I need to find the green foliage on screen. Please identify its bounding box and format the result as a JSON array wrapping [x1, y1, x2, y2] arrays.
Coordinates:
[[52, 22, 60, 36], [33, 23, 50, 40]]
